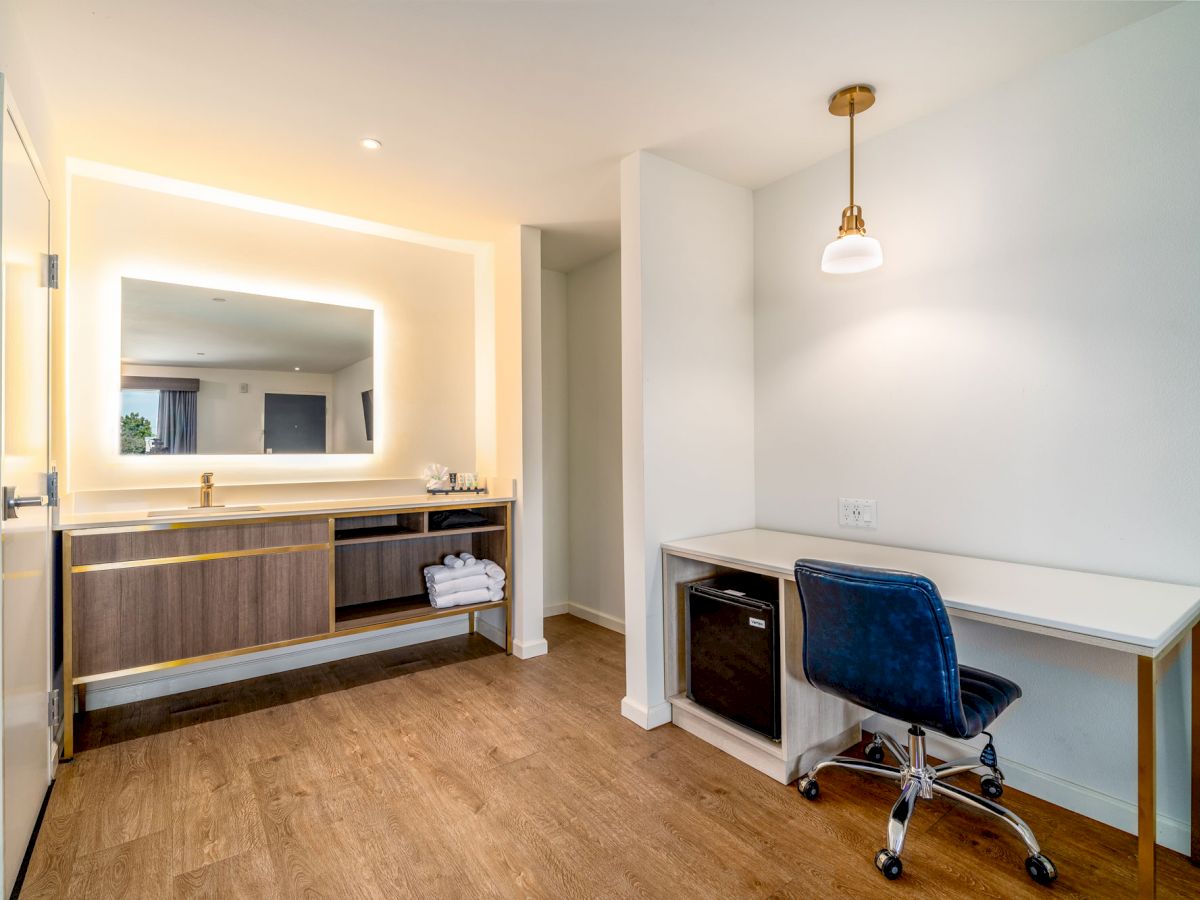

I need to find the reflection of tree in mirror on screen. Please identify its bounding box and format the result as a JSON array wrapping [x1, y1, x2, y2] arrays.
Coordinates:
[[120, 412, 152, 454]]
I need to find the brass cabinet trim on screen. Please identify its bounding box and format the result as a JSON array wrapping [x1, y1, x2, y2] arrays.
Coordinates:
[[62, 530, 75, 758], [333, 599, 508, 638], [327, 517, 337, 633], [327, 500, 507, 519], [71, 542, 331, 573], [67, 513, 336, 537]]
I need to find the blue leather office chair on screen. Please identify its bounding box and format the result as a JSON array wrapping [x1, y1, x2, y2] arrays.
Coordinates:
[[793, 559, 1057, 885]]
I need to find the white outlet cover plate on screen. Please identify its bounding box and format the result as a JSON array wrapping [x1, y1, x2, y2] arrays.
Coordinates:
[[839, 497, 877, 528]]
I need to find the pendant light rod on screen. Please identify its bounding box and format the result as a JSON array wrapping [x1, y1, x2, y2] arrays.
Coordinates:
[[849, 95, 855, 210]]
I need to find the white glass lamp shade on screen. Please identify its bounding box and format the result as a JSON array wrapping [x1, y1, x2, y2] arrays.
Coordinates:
[[821, 233, 883, 274]]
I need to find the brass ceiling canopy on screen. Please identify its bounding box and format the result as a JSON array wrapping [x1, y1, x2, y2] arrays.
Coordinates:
[[827, 84, 876, 117]]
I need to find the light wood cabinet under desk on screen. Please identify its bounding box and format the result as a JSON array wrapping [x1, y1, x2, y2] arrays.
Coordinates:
[[661, 549, 866, 785], [60, 498, 513, 759]]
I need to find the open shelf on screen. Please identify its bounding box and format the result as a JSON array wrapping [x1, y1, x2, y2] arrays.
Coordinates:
[[334, 594, 507, 632], [334, 523, 505, 547]]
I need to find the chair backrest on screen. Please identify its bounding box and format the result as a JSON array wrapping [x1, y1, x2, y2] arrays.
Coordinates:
[[793, 559, 968, 736]]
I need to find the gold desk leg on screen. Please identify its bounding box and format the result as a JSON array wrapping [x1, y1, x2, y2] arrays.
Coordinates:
[[469, 611, 476, 634], [1192, 622, 1199, 866], [1137, 655, 1156, 899]]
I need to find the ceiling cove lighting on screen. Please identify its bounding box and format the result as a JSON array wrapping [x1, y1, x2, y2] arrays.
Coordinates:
[[821, 84, 883, 275], [360, 137, 382, 150]]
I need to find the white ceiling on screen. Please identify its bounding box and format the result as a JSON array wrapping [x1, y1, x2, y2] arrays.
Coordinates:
[[121, 278, 373, 373], [15, 1, 1170, 270]]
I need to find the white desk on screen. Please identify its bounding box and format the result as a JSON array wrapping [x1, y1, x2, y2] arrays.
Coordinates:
[[662, 528, 1200, 899]]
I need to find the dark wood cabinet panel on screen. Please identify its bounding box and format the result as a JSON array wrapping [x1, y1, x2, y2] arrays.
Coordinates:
[[257, 551, 330, 644], [72, 549, 330, 677], [70, 569, 121, 677], [71, 519, 329, 566]]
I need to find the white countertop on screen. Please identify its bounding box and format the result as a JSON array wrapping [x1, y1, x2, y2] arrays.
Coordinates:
[[56, 491, 513, 531], [663, 529, 1200, 657]]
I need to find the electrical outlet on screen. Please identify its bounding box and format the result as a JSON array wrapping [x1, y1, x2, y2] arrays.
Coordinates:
[[839, 497, 877, 529]]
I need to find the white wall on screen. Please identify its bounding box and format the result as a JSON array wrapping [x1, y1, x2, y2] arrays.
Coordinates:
[[566, 251, 625, 631], [620, 152, 756, 727], [753, 4, 1199, 850], [332, 356, 374, 453], [67, 168, 478, 494], [541, 269, 570, 616]]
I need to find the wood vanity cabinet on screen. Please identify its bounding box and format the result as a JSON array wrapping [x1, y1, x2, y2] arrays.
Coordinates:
[[60, 499, 513, 759], [68, 518, 330, 678]]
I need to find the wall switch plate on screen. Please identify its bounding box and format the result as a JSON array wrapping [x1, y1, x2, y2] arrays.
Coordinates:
[[839, 497, 877, 528]]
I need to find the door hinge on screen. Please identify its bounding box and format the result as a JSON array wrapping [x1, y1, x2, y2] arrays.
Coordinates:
[[46, 470, 59, 508], [45, 254, 60, 290], [48, 689, 62, 729]]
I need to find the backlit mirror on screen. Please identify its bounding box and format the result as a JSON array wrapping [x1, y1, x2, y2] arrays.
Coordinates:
[[120, 277, 374, 455]]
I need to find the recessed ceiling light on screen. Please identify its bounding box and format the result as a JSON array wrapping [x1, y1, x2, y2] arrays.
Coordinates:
[[294, 367, 300, 371], [360, 137, 382, 150]]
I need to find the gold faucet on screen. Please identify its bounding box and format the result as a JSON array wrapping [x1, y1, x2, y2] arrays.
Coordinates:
[[200, 472, 215, 508]]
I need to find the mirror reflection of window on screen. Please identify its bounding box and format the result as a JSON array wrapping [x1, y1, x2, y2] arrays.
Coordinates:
[[119, 278, 374, 455], [119, 388, 160, 453]]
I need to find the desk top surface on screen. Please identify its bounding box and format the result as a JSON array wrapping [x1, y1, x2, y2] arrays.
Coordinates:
[[662, 529, 1200, 657]]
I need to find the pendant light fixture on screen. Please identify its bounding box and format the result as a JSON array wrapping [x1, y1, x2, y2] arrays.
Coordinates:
[[821, 84, 883, 274]]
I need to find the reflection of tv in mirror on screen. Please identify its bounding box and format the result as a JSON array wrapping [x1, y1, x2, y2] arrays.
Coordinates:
[[119, 277, 374, 455]]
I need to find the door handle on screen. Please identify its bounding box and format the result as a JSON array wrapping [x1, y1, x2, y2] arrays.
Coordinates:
[[3, 486, 47, 520]]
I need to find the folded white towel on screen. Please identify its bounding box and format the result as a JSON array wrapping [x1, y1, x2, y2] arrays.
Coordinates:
[[429, 586, 491, 609], [483, 561, 504, 580], [427, 574, 490, 596], [459, 552, 476, 566], [488, 585, 504, 601], [443, 554, 464, 569], [425, 562, 486, 585]]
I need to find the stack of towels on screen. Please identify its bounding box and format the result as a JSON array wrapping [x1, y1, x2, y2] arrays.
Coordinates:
[[424, 553, 506, 609]]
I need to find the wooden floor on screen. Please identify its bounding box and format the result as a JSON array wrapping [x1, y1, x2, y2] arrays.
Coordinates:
[[20, 615, 1200, 898]]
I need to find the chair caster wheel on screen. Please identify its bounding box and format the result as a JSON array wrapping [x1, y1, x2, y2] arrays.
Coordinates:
[[1025, 853, 1057, 885], [980, 774, 1004, 799], [865, 743, 885, 763], [875, 849, 903, 880], [798, 777, 819, 800]]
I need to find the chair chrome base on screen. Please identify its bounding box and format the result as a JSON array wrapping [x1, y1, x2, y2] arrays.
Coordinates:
[[798, 727, 1057, 885]]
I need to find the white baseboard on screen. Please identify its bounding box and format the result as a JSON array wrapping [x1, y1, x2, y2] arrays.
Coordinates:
[[81, 617, 469, 711], [621, 695, 673, 730], [863, 715, 1190, 856], [565, 602, 625, 634], [543, 601, 569, 617], [513, 637, 549, 659]]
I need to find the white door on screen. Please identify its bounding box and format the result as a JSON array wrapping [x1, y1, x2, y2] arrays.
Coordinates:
[[0, 81, 53, 896]]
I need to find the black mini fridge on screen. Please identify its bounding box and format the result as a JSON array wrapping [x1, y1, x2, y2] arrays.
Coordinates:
[[685, 574, 781, 741]]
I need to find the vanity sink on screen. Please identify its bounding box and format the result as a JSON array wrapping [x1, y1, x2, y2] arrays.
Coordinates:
[[146, 505, 264, 518]]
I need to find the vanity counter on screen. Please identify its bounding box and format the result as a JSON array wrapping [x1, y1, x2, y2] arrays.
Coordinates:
[[55, 491, 514, 530]]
